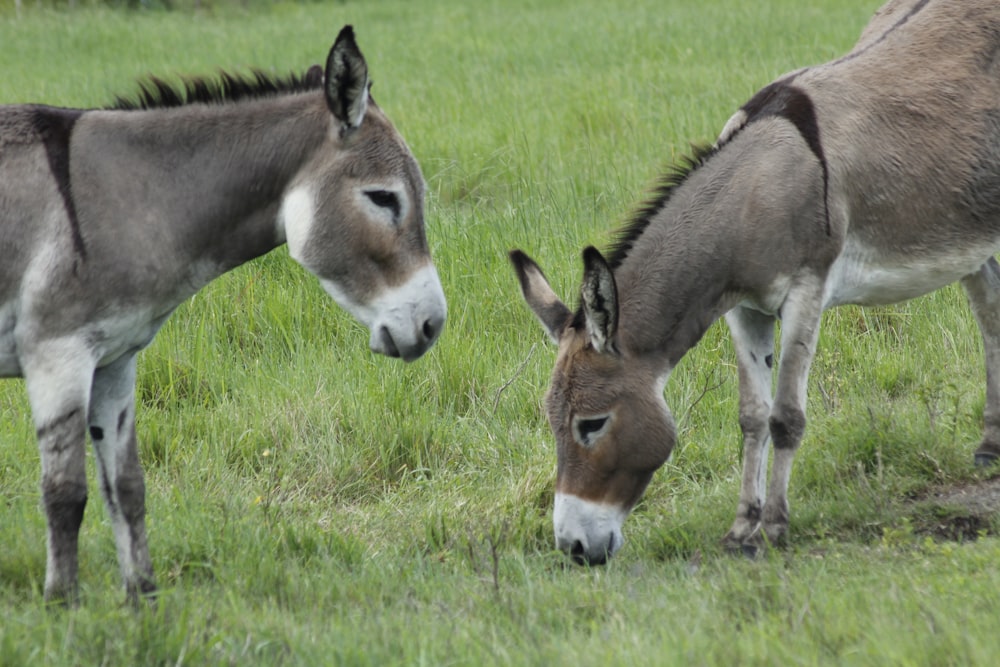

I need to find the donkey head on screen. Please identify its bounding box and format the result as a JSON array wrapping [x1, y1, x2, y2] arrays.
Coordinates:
[[510, 248, 675, 564], [281, 26, 446, 361]]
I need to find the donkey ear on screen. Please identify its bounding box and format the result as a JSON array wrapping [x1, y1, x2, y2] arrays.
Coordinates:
[[509, 250, 572, 343], [325, 25, 370, 131], [304, 64, 324, 88], [580, 246, 619, 354]]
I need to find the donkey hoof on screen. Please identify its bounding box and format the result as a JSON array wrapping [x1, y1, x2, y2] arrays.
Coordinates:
[[740, 533, 767, 560], [974, 451, 999, 468], [721, 530, 765, 559], [720, 532, 747, 554]]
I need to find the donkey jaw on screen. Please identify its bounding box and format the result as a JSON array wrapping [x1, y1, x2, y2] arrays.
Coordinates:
[[553, 492, 627, 565], [320, 263, 447, 362]]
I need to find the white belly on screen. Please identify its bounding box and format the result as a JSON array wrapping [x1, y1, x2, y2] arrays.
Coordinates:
[[822, 238, 996, 309]]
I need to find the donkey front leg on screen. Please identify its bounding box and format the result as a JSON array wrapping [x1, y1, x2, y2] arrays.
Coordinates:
[[22, 339, 96, 605], [960, 257, 1000, 467], [755, 278, 825, 549], [88, 353, 156, 604], [722, 305, 776, 554]]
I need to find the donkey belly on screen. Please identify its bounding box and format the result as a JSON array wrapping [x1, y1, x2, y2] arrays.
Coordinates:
[[0, 297, 172, 379], [822, 237, 997, 308], [87, 309, 174, 369]]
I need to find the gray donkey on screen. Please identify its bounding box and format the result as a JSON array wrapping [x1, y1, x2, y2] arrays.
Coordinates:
[[511, 0, 1000, 564], [1, 27, 446, 604]]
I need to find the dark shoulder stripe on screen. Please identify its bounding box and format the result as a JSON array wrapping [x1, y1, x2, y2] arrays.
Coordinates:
[[32, 106, 87, 258], [740, 82, 831, 234], [741, 82, 823, 170]]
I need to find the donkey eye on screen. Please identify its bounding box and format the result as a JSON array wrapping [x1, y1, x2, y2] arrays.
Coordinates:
[[364, 189, 401, 220], [573, 415, 611, 447]]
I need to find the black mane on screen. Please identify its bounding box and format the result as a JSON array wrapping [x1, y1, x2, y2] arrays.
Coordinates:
[[604, 142, 719, 270], [109, 67, 323, 111]]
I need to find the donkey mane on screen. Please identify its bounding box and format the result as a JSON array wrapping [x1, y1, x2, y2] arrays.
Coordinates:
[[568, 142, 719, 331], [604, 142, 719, 270], [109, 68, 323, 111]]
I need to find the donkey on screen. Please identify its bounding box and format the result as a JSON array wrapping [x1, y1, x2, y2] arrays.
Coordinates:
[[511, 0, 1000, 565], [1, 26, 446, 604]]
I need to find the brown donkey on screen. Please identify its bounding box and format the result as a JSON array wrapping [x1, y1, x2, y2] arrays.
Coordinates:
[[1, 27, 446, 604], [511, 0, 1000, 564]]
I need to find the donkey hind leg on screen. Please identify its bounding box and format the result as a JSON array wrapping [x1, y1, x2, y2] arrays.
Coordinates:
[[88, 353, 156, 604], [722, 305, 776, 555], [961, 257, 1000, 467], [22, 338, 97, 605]]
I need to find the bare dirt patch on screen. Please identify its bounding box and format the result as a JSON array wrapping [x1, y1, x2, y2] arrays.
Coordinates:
[[911, 475, 1000, 541]]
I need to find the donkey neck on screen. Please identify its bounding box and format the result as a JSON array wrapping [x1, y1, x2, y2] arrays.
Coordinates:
[[612, 142, 766, 368], [612, 120, 827, 370], [77, 92, 329, 276]]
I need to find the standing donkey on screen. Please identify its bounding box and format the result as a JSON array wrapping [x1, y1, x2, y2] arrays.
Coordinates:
[[1, 26, 446, 604], [511, 0, 1000, 564]]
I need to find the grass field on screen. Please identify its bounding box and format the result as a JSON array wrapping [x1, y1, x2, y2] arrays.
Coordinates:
[[3, 0, 1000, 664]]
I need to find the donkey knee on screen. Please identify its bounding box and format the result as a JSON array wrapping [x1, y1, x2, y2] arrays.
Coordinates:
[[769, 405, 806, 450], [117, 473, 147, 525], [100, 465, 147, 525], [739, 402, 770, 442], [41, 477, 88, 538]]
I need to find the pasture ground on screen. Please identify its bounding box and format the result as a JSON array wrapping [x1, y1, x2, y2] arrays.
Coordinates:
[[2, 1, 1000, 665]]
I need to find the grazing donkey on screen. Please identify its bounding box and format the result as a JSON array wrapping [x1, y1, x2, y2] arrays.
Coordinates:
[[1, 26, 446, 604], [511, 0, 1000, 564]]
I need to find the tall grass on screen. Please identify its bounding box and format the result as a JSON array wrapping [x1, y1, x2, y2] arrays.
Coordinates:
[[2, 1, 999, 664]]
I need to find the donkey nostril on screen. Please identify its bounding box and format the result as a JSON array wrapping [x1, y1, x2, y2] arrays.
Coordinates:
[[569, 540, 586, 564], [422, 318, 436, 341], [379, 326, 401, 358], [422, 316, 444, 343]]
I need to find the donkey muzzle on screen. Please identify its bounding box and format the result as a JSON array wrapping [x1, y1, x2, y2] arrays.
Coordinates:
[[366, 264, 447, 362], [371, 309, 445, 362], [319, 263, 447, 362], [553, 492, 626, 565]]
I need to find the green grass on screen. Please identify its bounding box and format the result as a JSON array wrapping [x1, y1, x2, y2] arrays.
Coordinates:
[[3, 0, 1000, 664]]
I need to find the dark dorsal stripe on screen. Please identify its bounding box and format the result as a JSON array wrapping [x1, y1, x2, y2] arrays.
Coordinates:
[[739, 81, 831, 234], [834, 0, 932, 66], [32, 107, 87, 259], [110, 68, 323, 111]]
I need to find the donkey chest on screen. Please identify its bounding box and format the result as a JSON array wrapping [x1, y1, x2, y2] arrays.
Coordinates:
[[0, 300, 19, 376], [821, 238, 999, 308]]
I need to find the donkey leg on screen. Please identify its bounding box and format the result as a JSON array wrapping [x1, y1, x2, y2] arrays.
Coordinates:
[[721, 305, 775, 553], [960, 257, 1000, 466], [22, 338, 96, 605], [757, 279, 825, 548], [88, 353, 156, 605]]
